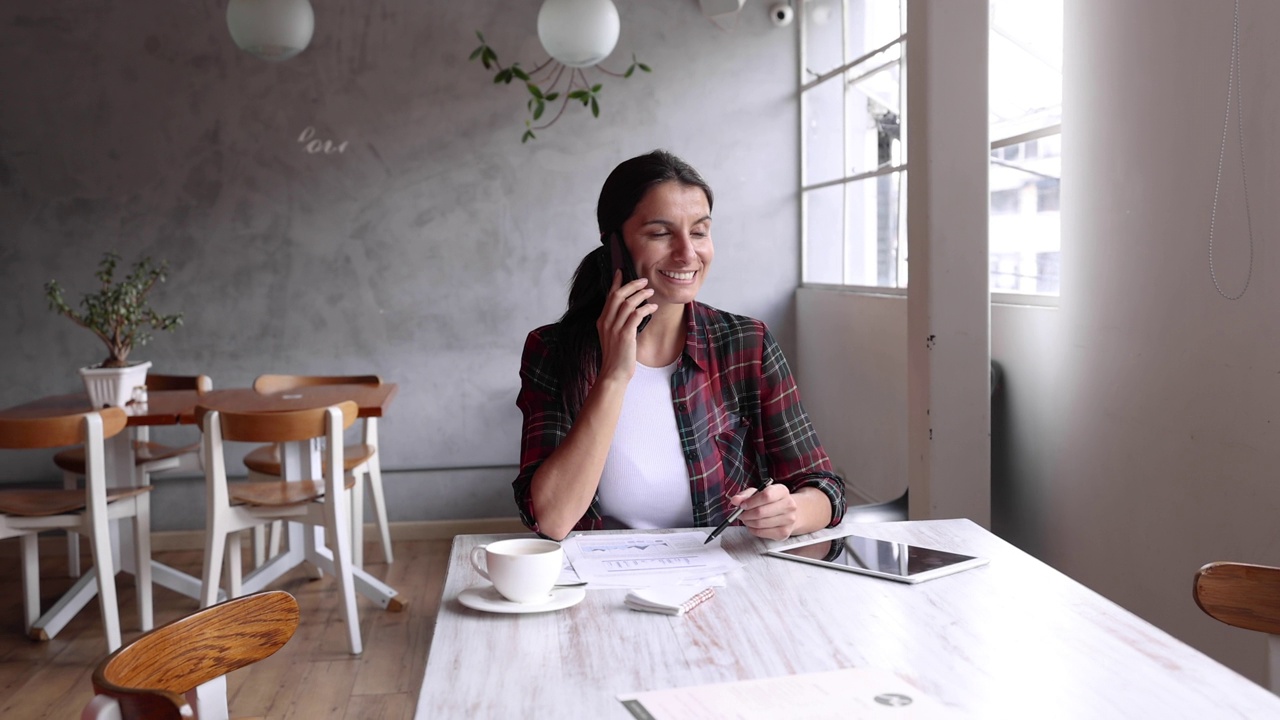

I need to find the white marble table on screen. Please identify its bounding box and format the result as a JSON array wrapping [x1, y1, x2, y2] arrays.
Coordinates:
[[415, 520, 1280, 719]]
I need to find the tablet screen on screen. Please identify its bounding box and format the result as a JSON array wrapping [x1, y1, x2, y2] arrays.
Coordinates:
[[769, 534, 987, 583]]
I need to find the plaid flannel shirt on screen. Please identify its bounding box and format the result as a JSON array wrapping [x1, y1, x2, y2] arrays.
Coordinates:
[[514, 301, 846, 535]]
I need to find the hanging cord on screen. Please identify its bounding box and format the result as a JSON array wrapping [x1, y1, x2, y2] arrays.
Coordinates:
[[1208, 0, 1254, 300]]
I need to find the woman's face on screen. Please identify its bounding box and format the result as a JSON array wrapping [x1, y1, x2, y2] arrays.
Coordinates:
[[620, 180, 713, 309]]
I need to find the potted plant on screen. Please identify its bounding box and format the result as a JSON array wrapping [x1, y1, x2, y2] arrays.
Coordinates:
[[45, 251, 184, 408]]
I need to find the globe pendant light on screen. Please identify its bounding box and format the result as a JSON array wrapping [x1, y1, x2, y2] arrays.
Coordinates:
[[226, 0, 315, 62], [537, 0, 620, 68]]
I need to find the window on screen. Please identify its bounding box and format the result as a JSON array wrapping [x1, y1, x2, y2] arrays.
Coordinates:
[[799, 1, 1063, 296], [989, 0, 1062, 296], [800, 0, 907, 287]]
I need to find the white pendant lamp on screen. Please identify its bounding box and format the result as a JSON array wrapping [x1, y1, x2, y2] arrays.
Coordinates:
[[537, 0, 620, 68], [226, 0, 315, 62]]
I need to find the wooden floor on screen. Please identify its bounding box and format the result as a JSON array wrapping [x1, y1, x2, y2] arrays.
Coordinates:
[[0, 538, 451, 720]]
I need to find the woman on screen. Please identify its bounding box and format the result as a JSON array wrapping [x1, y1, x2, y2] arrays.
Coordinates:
[[514, 150, 846, 541]]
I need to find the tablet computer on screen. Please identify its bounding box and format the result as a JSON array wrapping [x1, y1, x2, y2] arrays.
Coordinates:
[[766, 533, 989, 584]]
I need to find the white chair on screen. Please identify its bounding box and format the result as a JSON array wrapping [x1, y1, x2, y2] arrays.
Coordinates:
[[0, 406, 152, 652], [199, 400, 363, 655], [82, 590, 299, 720], [245, 374, 392, 568], [56, 373, 211, 577]]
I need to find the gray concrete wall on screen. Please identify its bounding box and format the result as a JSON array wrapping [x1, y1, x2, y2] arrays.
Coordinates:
[[0, 1, 801, 525]]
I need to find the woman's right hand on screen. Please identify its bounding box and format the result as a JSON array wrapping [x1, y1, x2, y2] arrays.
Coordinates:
[[596, 269, 656, 383]]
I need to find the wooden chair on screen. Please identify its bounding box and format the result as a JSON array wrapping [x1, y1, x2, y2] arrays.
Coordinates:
[[57, 374, 212, 578], [199, 401, 363, 654], [81, 590, 299, 720], [0, 407, 152, 652], [245, 374, 393, 568], [1193, 561, 1280, 693]]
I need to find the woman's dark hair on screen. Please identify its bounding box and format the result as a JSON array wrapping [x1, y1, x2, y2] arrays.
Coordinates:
[[553, 150, 714, 416]]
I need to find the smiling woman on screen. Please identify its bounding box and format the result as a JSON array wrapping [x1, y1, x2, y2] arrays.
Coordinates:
[[512, 150, 847, 543]]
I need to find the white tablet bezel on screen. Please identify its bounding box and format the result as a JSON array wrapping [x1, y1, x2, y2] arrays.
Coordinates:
[[766, 532, 989, 584]]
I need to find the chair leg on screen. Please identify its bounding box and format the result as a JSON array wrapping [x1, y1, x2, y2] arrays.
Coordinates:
[[268, 520, 283, 558], [367, 455, 394, 564], [88, 509, 123, 652], [252, 525, 266, 569], [20, 533, 39, 633], [1268, 634, 1280, 694], [201, 520, 227, 610], [63, 470, 81, 578], [326, 487, 362, 655], [226, 531, 243, 599], [351, 469, 365, 568], [133, 495, 154, 632]]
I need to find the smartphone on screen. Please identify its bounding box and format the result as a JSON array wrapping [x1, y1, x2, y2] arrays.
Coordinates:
[[609, 232, 650, 334]]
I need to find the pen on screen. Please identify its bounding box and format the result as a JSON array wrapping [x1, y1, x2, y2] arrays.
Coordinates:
[[704, 477, 773, 544]]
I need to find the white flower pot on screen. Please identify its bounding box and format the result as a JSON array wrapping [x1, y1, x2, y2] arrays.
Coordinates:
[[80, 360, 152, 408]]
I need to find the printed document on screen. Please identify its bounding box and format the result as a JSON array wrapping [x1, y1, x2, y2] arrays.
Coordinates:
[[562, 531, 742, 589]]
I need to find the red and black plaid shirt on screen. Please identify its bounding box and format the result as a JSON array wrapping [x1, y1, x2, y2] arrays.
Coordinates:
[[514, 301, 846, 535]]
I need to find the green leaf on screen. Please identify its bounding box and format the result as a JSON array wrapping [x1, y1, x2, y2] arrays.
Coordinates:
[[476, 30, 486, 42], [544, 92, 560, 101], [533, 100, 545, 120], [527, 83, 543, 99], [512, 66, 529, 81], [625, 65, 635, 78], [591, 84, 602, 93], [638, 63, 651, 72], [522, 129, 536, 143], [590, 97, 599, 117], [469, 46, 483, 61], [568, 89, 587, 100]]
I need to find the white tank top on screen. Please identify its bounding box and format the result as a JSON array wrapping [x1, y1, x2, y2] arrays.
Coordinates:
[[597, 360, 694, 529]]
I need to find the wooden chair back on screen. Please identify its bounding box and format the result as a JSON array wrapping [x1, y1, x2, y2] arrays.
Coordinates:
[[88, 590, 299, 720], [1194, 562, 1280, 635], [0, 407, 126, 449], [196, 401, 358, 443], [144, 374, 212, 394], [253, 374, 381, 394]]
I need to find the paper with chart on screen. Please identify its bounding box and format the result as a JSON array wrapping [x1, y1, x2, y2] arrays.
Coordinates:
[[562, 532, 742, 589]]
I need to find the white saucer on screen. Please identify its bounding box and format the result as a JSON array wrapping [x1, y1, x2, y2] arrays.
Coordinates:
[[457, 585, 587, 614]]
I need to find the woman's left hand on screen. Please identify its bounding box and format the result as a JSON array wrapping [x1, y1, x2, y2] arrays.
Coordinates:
[[728, 483, 799, 541]]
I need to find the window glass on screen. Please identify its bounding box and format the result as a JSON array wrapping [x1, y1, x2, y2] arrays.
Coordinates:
[[989, 0, 1062, 296], [803, 76, 845, 187], [989, 0, 1062, 142], [804, 184, 845, 285], [844, 43, 902, 177], [845, 172, 906, 287], [989, 137, 1060, 295]]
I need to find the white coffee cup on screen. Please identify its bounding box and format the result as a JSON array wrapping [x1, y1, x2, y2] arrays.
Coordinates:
[[469, 538, 563, 604]]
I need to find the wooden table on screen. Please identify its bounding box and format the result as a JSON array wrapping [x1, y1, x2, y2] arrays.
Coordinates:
[[415, 520, 1280, 718], [0, 390, 204, 639], [197, 384, 404, 611]]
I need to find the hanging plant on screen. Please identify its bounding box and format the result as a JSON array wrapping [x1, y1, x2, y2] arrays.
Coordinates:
[[470, 31, 651, 143]]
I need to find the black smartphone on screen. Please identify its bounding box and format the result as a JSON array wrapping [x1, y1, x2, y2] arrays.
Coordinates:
[[609, 232, 650, 334]]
